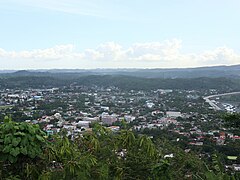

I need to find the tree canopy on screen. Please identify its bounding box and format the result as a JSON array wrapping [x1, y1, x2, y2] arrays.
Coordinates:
[[0, 117, 239, 179]]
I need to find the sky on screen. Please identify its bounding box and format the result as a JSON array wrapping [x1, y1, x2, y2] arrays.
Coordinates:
[[0, 0, 240, 69]]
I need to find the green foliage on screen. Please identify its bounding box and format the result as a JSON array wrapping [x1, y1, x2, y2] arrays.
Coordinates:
[[1, 74, 240, 91], [193, 154, 239, 180], [1, 119, 239, 179], [223, 113, 240, 129], [0, 116, 47, 179], [0, 116, 46, 163], [75, 75, 240, 91], [155, 139, 206, 179], [14, 123, 157, 179]]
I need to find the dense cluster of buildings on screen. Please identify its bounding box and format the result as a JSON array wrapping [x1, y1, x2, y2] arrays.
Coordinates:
[[0, 85, 239, 171]]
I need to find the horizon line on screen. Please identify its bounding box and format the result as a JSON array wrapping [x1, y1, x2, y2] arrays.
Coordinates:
[[0, 64, 239, 72]]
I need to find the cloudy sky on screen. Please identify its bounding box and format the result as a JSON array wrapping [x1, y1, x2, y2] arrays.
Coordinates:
[[0, 0, 240, 69]]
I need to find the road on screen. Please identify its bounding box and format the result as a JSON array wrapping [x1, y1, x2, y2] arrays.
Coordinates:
[[203, 91, 240, 111]]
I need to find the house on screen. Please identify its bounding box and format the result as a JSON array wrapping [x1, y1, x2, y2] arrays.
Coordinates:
[[166, 111, 182, 118], [124, 115, 136, 123], [77, 121, 90, 128], [233, 164, 240, 171]]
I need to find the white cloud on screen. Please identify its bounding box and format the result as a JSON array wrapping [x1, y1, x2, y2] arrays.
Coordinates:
[[200, 47, 240, 65], [99, 42, 125, 61], [126, 39, 182, 61], [0, 40, 239, 69], [0, 44, 74, 60]]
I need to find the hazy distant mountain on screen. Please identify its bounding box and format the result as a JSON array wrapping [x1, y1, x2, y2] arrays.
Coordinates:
[[5, 70, 50, 77], [0, 65, 240, 91], [0, 64, 240, 79], [13, 70, 33, 75]]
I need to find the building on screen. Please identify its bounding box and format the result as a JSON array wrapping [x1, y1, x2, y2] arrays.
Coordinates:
[[101, 113, 118, 125], [166, 111, 182, 118]]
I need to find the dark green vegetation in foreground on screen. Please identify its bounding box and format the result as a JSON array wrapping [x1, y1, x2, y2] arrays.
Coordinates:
[[0, 74, 240, 92], [0, 116, 240, 180]]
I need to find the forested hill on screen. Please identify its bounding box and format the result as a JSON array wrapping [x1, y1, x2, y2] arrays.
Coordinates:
[[1, 64, 240, 78], [0, 74, 239, 91]]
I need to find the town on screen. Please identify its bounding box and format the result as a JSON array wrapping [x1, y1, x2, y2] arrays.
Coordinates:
[[0, 84, 239, 172]]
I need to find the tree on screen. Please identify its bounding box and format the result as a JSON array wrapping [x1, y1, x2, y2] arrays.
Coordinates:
[[0, 116, 47, 179], [0, 120, 169, 179], [195, 154, 240, 180], [223, 113, 240, 129]]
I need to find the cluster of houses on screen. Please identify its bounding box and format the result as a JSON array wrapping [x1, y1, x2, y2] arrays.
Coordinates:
[[0, 86, 239, 171]]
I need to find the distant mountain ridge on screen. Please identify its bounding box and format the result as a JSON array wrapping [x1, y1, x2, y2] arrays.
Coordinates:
[[1, 64, 240, 79]]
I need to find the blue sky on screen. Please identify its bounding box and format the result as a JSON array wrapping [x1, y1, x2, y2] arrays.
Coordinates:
[[0, 0, 240, 69]]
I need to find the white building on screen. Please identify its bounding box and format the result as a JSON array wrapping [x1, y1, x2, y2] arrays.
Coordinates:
[[124, 115, 136, 123], [166, 111, 182, 118], [77, 121, 90, 128]]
